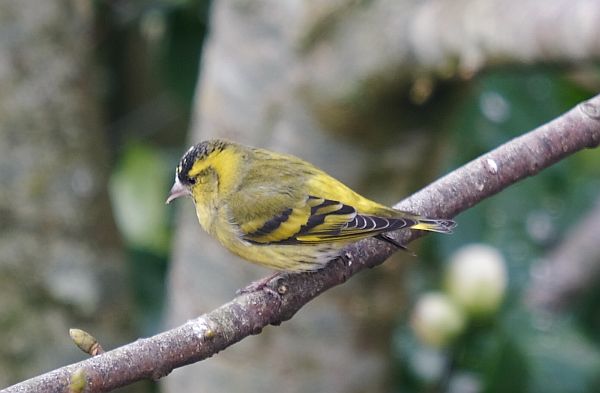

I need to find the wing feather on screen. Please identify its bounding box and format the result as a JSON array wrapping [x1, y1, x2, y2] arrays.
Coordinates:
[[240, 195, 418, 245]]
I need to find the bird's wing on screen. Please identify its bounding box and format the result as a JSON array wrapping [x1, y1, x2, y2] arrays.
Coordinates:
[[236, 195, 418, 245]]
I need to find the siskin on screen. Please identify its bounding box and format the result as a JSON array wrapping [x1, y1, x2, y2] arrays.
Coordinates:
[[167, 139, 455, 272]]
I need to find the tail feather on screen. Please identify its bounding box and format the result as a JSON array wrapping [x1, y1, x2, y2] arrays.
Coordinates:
[[411, 218, 456, 234]]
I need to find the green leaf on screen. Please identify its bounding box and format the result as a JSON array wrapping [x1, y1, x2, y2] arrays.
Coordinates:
[[109, 143, 172, 254]]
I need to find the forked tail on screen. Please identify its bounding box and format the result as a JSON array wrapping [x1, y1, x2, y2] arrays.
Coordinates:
[[411, 218, 456, 233]]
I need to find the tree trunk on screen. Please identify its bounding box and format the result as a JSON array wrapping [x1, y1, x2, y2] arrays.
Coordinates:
[[0, 0, 133, 387]]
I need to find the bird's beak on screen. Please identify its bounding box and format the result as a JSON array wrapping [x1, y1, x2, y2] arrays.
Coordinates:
[[166, 177, 191, 204]]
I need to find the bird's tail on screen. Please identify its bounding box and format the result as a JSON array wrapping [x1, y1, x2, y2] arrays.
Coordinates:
[[411, 218, 456, 234]]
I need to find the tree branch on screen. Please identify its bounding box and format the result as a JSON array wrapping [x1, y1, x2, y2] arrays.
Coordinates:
[[3, 95, 600, 393], [526, 196, 600, 311]]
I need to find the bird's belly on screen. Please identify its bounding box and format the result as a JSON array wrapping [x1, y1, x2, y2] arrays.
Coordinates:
[[228, 240, 344, 272], [211, 213, 347, 272]]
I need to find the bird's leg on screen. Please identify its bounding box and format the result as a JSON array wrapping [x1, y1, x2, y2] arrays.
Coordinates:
[[236, 272, 283, 296], [375, 234, 416, 256]]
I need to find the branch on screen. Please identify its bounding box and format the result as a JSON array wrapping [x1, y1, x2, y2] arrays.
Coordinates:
[[4, 95, 600, 393], [526, 196, 600, 311]]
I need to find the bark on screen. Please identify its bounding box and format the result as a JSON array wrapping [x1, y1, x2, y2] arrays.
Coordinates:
[[0, 0, 133, 388], [3, 93, 599, 393]]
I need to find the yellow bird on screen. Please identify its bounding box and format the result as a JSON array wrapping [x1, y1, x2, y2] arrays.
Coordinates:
[[167, 140, 455, 272]]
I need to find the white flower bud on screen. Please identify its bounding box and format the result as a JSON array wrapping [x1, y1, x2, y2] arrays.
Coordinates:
[[445, 244, 507, 317], [411, 293, 466, 348]]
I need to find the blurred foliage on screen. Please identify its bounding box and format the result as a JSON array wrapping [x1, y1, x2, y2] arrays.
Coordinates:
[[395, 69, 600, 392], [110, 143, 172, 254], [109, 143, 175, 334]]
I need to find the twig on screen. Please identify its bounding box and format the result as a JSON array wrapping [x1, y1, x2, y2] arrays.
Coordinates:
[[3, 95, 599, 393]]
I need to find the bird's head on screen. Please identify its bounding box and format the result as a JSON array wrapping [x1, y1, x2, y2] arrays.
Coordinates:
[[166, 139, 235, 204]]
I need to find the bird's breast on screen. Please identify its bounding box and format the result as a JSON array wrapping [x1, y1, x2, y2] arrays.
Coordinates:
[[194, 199, 217, 233]]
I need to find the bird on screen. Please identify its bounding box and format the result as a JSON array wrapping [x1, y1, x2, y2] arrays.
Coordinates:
[[166, 139, 455, 273]]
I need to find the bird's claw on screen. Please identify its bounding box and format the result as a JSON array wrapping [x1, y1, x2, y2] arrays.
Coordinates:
[[236, 273, 283, 297]]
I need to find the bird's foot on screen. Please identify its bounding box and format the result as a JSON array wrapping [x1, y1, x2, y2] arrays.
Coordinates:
[[236, 272, 283, 297]]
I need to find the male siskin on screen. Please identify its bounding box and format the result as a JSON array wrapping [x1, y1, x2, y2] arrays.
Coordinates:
[[167, 140, 455, 272]]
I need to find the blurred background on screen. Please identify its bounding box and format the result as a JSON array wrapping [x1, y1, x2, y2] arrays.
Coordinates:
[[1, 0, 599, 392]]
